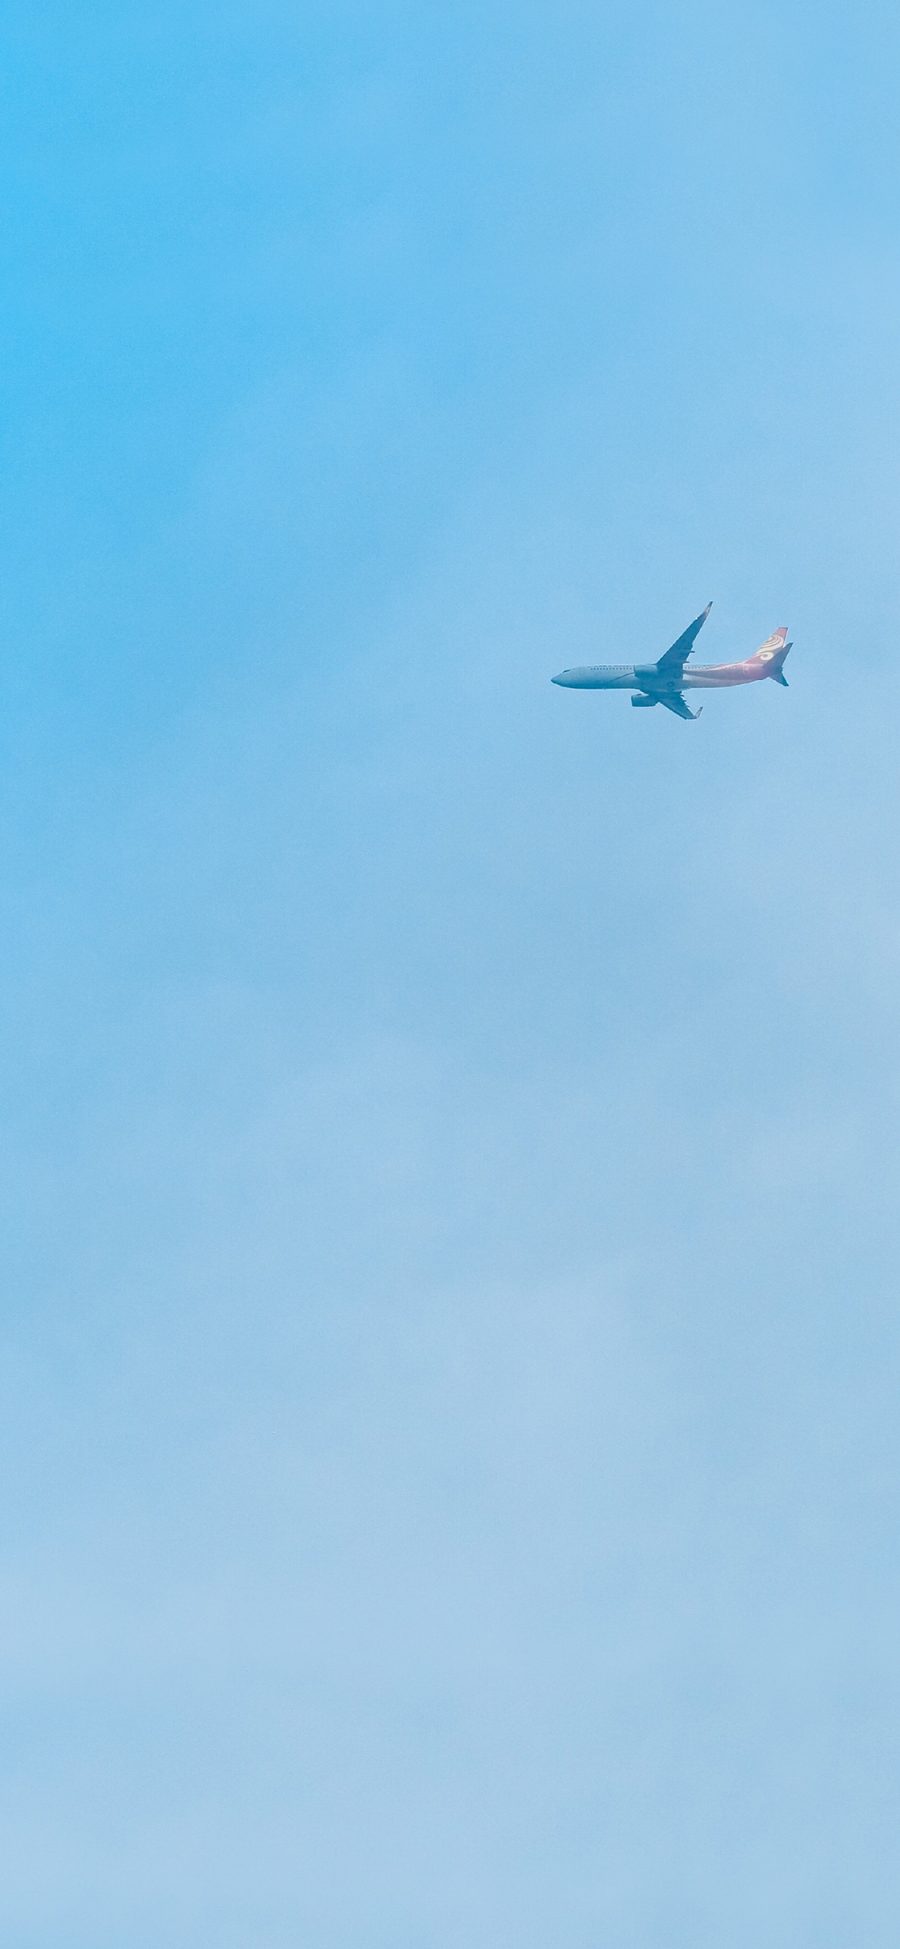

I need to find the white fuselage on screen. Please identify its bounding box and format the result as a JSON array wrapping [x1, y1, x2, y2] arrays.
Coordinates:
[[551, 660, 775, 692]]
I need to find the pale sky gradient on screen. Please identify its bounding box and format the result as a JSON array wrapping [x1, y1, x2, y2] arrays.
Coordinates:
[[3, 3, 900, 1944]]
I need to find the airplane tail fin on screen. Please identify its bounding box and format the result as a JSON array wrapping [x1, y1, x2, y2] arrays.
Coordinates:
[[749, 627, 791, 683]]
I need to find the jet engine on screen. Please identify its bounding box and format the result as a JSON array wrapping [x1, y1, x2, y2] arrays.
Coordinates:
[[631, 693, 658, 707]]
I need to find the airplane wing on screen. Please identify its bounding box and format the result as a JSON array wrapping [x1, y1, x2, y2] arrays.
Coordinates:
[[658, 692, 702, 721], [655, 602, 712, 675]]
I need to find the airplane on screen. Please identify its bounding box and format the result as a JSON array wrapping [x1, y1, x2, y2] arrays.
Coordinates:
[[551, 604, 791, 720]]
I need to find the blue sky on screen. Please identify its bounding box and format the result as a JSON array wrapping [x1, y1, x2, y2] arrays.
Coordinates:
[[3, 3, 900, 1943]]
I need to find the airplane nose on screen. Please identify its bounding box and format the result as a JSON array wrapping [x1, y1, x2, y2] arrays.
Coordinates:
[[551, 671, 567, 685]]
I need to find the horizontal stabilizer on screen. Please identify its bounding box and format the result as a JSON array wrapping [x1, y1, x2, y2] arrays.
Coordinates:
[[766, 636, 791, 683]]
